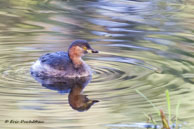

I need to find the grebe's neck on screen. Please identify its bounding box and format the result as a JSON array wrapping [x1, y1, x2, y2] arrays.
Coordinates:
[[68, 46, 84, 68], [70, 56, 83, 68]]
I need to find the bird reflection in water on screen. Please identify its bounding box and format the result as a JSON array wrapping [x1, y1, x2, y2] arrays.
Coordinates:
[[31, 74, 99, 112]]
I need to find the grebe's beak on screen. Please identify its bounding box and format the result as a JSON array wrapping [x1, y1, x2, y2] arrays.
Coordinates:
[[87, 48, 99, 53], [83, 46, 99, 54]]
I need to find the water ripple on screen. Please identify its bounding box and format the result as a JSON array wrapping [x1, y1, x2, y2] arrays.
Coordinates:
[[0, 0, 194, 129]]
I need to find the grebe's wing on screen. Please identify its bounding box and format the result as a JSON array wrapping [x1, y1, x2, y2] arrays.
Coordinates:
[[39, 51, 72, 70]]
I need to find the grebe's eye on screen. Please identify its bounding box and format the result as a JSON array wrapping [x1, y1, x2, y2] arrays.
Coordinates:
[[83, 46, 87, 51]]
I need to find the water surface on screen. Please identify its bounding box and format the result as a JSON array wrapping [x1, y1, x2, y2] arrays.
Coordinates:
[[0, 0, 194, 129]]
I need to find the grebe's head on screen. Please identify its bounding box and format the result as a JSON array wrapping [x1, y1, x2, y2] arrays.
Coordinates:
[[68, 40, 98, 59]]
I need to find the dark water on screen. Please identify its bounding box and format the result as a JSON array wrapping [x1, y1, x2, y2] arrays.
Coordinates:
[[0, 0, 194, 128]]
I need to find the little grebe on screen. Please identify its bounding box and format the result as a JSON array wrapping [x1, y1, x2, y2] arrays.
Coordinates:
[[31, 40, 98, 77]]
